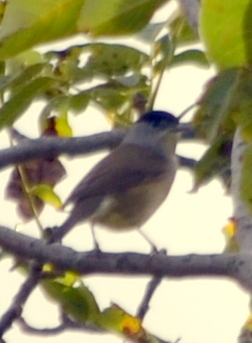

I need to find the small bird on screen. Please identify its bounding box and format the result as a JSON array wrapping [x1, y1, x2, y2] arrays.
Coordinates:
[[48, 111, 181, 247]]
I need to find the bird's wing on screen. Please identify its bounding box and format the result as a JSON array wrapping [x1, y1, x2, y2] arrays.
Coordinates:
[[66, 144, 169, 204]]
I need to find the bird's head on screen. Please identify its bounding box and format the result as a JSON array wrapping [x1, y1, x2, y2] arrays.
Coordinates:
[[123, 111, 181, 157]]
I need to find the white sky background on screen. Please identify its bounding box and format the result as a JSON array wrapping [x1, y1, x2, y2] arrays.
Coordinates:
[[0, 1, 250, 343]]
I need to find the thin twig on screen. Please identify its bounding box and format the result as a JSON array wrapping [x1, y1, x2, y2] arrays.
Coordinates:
[[0, 263, 42, 337], [137, 276, 162, 320], [16, 164, 44, 234], [177, 0, 200, 32], [137, 250, 167, 320], [17, 316, 101, 335]]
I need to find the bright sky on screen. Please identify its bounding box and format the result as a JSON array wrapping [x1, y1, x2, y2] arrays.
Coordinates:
[[0, 2, 249, 343]]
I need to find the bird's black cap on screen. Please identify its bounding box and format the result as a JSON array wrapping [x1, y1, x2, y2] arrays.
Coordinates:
[[138, 110, 179, 129]]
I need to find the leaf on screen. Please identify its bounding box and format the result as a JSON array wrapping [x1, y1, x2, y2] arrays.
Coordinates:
[[83, 43, 149, 78], [69, 92, 90, 114], [243, 313, 252, 331], [91, 84, 128, 112], [153, 34, 174, 74], [41, 99, 73, 137], [30, 184, 63, 209], [55, 114, 73, 137], [200, 0, 252, 69], [170, 13, 198, 45], [42, 278, 169, 343], [56, 270, 79, 287], [6, 148, 66, 221], [0, 1, 6, 24], [0, 0, 85, 59], [240, 144, 252, 214], [9, 50, 44, 67], [6, 63, 47, 92], [193, 69, 240, 141], [78, 0, 169, 36], [230, 69, 252, 142], [222, 218, 239, 252], [0, 0, 168, 59], [41, 278, 100, 324], [193, 135, 232, 191], [171, 49, 209, 67], [99, 304, 143, 335], [0, 77, 56, 129], [0, 62, 46, 95], [195, 68, 252, 144], [75, 78, 149, 119]]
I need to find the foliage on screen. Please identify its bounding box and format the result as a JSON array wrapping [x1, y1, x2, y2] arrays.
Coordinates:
[[0, 0, 252, 342]]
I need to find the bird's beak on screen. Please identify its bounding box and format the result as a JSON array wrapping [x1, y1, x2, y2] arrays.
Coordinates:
[[175, 123, 191, 133]]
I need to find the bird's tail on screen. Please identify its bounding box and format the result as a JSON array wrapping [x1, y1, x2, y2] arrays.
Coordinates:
[[47, 197, 102, 244]]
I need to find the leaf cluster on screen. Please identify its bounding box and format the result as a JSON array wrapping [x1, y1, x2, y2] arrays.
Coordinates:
[[0, 1, 210, 342], [3, 0, 252, 342]]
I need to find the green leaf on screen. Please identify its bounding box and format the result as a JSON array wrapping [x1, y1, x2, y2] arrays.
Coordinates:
[[8, 63, 47, 91], [41, 279, 100, 324], [0, 76, 56, 129], [0, 61, 5, 75], [230, 69, 252, 142], [193, 135, 232, 191], [99, 305, 142, 335], [52, 43, 149, 84], [153, 34, 174, 73], [86, 78, 149, 116], [0, 0, 84, 60], [171, 49, 209, 67], [78, 0, 169, 36], [90, 85, 128, 111], [83, 43, 149, 78], [170, 13, 198, 45], [195, 68, 252, 143], [7, 50, 44, 74], [0, 62, 47, 94], [193, 69, 239, 141], [240, 144, 252, 214], [200, 0, 252, 69], [0, 0, 169, 59], [69, 92, 90, 114]]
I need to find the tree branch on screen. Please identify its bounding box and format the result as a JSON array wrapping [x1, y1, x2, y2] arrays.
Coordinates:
[[0, 225, 251, 289], [137, 275, 162, 320], [0, 125, 194, 171], [0, 263, 41, 336], [231, 129, 252, 252], [0, 130, 125, 171]]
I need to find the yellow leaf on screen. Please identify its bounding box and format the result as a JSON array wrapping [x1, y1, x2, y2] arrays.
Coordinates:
[[30, 183, 63, 208], [222, 218, 239, 252], [42, 263, 54, 272], [222, 217, 237, 239], [55, 113, 73, 137], [244, 313, 252, 330], [55, 270, 79, 287], [100, 304, 143, 335]]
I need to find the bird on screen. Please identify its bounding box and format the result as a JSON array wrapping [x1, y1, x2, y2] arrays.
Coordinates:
[[48, 110, 182, 248]]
